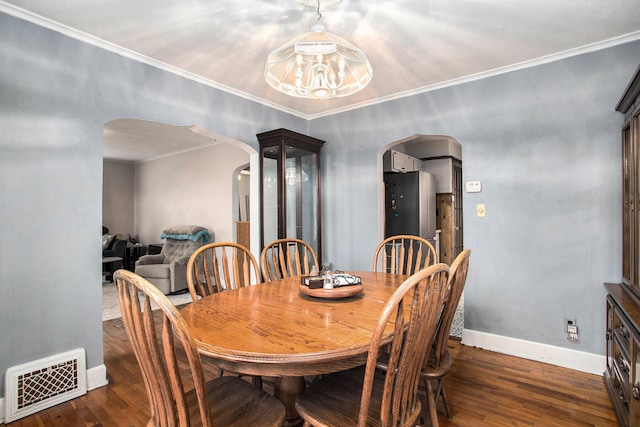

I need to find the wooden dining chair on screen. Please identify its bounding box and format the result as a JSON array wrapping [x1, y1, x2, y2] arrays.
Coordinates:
[[420, 249, 471, 426], [375, 249, 470, 426], [372, 234, 437, 275], [113, 269, 286, 427], [186, 242, 264, 387], [295, 263, 449, 427], [186, 242, 260, 301], [260, 238, 319, 281]]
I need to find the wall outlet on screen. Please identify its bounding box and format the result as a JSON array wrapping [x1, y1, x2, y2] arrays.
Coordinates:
[[564, 317, 576, 332], [565, 317, 579, 341]]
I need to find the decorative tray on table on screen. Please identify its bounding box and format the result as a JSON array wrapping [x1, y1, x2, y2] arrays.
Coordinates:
[[299, 273, 363, 299]]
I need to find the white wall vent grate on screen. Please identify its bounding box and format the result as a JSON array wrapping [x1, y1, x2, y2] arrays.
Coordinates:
[[4, 348, 87, 422]]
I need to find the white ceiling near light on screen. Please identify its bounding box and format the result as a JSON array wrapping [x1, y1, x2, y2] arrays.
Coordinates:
[[3, 0, 640, 119], [3, 0, 640, 161]]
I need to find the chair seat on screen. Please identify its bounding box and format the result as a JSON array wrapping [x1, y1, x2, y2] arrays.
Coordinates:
[[135, 263, 170, 279], [295, 366, 421, 427], [186, 376, 285, 427], [422, 349, 452, 379], [376, 348, 452, 380]]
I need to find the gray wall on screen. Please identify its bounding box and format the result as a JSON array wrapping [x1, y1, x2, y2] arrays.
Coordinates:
[[103, 160, 135, 239], [0, 11, 304, 397], [2, 6, 639, 400], [310, 42, 640, 356], [104, 144, 251, 248], [135, 143, 250, 245]]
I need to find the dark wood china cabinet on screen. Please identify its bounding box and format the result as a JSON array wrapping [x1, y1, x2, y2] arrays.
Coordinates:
[[257, 128, 324, 265], [605, 65, 640, 426]]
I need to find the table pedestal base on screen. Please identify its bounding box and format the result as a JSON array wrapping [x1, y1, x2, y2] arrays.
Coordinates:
[[275, 376, 306, 427]]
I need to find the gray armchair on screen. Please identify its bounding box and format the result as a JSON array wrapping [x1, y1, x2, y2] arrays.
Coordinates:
[[135, 225, 211, 294]]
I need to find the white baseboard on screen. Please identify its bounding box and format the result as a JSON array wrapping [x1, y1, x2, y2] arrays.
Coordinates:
[[87, 364, 109, 391], [462, 329, 606, 376], [87, 363, 109, 391]]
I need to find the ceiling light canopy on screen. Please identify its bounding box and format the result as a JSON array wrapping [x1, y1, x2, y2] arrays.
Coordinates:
[[265, 0, 372, 99], [293, 0, 342, 6]]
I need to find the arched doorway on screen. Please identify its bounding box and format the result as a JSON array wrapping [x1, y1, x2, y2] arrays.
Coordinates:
[[378, 134, 464, 336], [103, 119, 260, 259]]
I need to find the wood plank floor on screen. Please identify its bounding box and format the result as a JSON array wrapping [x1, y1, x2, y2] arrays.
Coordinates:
[[438, 341, 617, 426], [6, 312, 618, 426]]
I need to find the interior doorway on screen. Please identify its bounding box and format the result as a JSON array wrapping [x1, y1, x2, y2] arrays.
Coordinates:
[[378, 134, 464, 336], [103, 119, 260, 257], [234, 165, 251, 251]]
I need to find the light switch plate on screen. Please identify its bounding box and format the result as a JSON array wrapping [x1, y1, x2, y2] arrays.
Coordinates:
[[466, 181, 482, 193], [476, 204, 486, 218]]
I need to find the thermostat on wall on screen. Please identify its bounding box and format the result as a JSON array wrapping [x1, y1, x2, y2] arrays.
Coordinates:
[[465, 181, 482, 193]]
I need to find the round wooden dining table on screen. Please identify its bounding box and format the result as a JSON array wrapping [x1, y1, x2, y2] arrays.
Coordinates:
[[180, 271, 408, 426]]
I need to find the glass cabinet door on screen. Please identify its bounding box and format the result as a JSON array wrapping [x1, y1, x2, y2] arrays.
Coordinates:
[[623, 121, 634, 286], [285, 147, 319, 247], [262, 145, 280, 246], [258, 129, 324, 264], [617, 65, 640, 298], [634, 108, 640, 292]]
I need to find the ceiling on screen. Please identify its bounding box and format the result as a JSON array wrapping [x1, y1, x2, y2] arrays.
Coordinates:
[[3, 0, 640, 161], [103, 119, 236, 163]]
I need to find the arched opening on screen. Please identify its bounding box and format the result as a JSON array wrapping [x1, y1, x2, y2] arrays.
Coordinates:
[[377, 134, 464, 336], [233, 164, 251, 252], [101, 119, 261, 307], [103, 119, 260, 254]]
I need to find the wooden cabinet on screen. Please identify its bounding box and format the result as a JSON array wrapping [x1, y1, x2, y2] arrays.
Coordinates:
[[257, 129, 324, 264], [236, 221, 250, 250], [425, 157, 463, 264], [618, 65, 640, 297], [605, 65, 640, 426], [383, 150, 417, 173], [605, 284, 640, 426], [123, 244, 146, 271]]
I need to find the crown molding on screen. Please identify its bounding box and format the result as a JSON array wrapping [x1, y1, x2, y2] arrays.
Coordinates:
[[2, 1, 640, 121], [0, 1, 307, 119], [306, 30, 640, 119]]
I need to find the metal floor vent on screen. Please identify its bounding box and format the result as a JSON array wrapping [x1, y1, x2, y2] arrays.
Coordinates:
[[4, 348, 87, 422]]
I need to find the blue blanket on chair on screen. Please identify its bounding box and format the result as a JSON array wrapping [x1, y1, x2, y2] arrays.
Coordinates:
[[161, 229, 211, 243]]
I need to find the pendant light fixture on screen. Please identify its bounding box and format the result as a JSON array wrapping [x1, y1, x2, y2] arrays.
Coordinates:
[[265, 0, 372, 99]]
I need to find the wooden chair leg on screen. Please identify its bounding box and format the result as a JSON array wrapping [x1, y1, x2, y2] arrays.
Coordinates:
[[439, 381, 452, 419], [252, 375, 263, 389], [423, 378, 439, 427]]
